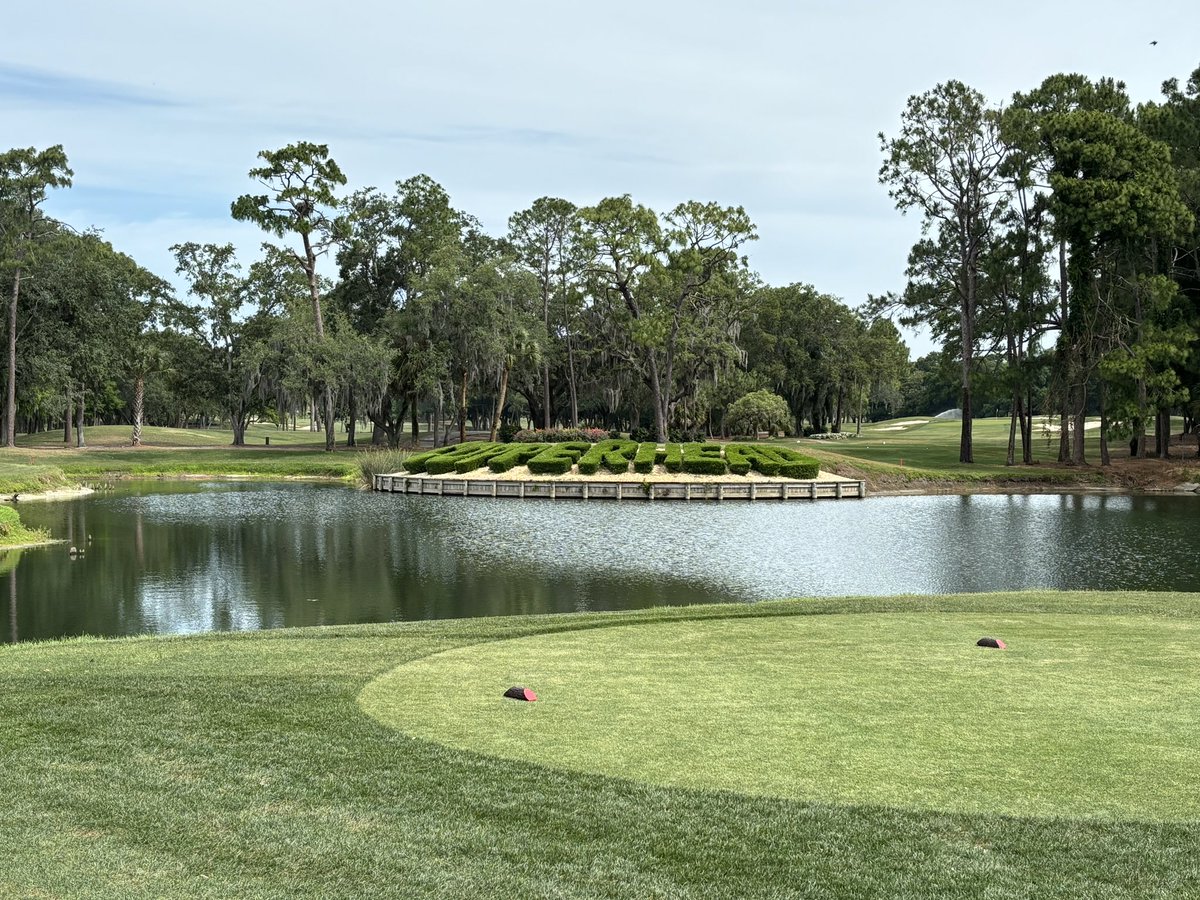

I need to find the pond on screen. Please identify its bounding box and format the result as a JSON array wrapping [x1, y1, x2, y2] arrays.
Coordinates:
[[3, 481, 1199, 642]]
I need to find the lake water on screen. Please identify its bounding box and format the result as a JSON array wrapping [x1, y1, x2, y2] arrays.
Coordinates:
[[4, 481, 1198, 642]]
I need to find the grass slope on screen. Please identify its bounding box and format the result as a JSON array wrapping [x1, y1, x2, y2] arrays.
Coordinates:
[[1, 592, 1197, 899]]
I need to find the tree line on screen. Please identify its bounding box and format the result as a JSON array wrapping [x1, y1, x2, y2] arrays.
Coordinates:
[[0, 147, 908, 449], [4, 61, 1195, 461], [877, 65, 1200, 464]]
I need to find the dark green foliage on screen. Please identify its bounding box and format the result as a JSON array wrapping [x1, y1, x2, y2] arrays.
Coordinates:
[[512, 427, 611, 443], [527, 442, 591, 475], [633, 442, 659, 474], [487, 443, 550, 473], [681, 443, 728, 475], [629, 426, 656, 443], [578, 440, 638, 475]]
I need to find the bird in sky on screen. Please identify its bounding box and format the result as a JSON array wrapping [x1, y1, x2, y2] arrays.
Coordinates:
[[1150, 40, 1158, 45]]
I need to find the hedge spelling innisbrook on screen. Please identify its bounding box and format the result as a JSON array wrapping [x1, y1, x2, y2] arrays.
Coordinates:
[[401, 442, 820, 478]]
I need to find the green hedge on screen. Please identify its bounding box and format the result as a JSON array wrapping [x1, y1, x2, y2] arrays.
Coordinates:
[[527, 442, 591, 475], [405, 441, 492, 473], [723, 443, 757, 476], [578, 439, 638, 475], [633, 442, 659, 474], [487, 443, 550, 473], [452, 444, 509, 474], [662, 443, 683, 473], [755, 445, 820, 479], [681, 443, 727, 476], [405, 439, 820, 480], [425, 443, 506, 475]]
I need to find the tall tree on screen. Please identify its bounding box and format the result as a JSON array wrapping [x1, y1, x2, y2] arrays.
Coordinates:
[[1042, 109, 1192, 462], [1009, 74, 1132, 461], [231, 142, 347, 451], [0, 145, 72, 446], [508, 197, 581, 428], [335, 175, 472, 446], [880, 81, 1009, 462], [171, 242, 268, 446], [578, 196, 756, 442]]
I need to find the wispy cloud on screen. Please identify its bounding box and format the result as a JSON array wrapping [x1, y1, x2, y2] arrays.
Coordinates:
[[0, 63, 180, 109]]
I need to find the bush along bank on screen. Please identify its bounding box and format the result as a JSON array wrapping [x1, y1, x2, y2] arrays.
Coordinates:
[[400, 441, 822, 479]]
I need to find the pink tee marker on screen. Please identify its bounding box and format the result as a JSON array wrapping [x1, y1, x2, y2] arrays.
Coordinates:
[[976, 637, 1007, 649], [503, 686, 538, 702]]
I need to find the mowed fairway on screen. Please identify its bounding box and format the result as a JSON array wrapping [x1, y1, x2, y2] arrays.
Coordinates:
[[3, 593, 1199, 898], [362, 611, 1200, 821], [788, 416, 1115, 479]]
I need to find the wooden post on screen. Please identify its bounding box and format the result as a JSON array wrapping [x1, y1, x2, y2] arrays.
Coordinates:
[[836, 482, 843, 499], [583, 482, 589, 501], [809, 482, 817, 500], [519, 482, 525, 499], [749, 483, 756, 502]]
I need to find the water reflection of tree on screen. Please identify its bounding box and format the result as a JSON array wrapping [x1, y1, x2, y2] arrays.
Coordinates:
[[4, 485, 719, 642]]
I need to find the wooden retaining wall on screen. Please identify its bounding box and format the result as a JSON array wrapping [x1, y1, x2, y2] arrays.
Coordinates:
[[373, 474, 866, 501]]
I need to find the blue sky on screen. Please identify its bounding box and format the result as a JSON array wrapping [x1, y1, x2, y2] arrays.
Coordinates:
[[5, 0, 1196, 356]]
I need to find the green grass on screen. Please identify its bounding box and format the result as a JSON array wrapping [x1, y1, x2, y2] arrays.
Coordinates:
[[0, 505, 51, 546], [0, 460, 72, 495], [17, 422, 370, 449], [6, 446, 360, 481], [2, 592, 1198, 898], [6, 425, 400, 484], [780, 417, 1123, 485], [365, 611, 1200, 821]]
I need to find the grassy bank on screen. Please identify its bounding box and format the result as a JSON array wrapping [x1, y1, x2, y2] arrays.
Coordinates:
[[0, 506, 51, 547], [1, 592, 1197, 898], [785, 416, 1198, 491], [7, 418, 1200, 495], [0, 460, 74, 495]]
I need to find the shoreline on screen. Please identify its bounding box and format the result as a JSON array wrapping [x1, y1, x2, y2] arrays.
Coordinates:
[[5, 469, 1199, 502], [1, 486, 95, 503]]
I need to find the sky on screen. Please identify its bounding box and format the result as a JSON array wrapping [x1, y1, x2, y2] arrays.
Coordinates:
[[4, 0, 1196, 357]]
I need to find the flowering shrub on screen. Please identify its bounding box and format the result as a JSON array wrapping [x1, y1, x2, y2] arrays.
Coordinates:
[[512, 427, 611, 444]]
